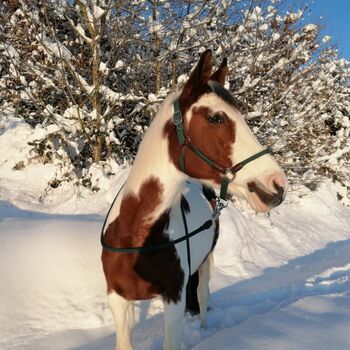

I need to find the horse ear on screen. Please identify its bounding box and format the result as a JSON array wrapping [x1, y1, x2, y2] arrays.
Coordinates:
[[190, 49, 213, 85], [210, 58, 228, 86], [181, 50, 212, 93], [179, 50, 212, 113]]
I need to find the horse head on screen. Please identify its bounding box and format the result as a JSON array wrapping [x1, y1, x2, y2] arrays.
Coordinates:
[[166, 50, 288, 212]]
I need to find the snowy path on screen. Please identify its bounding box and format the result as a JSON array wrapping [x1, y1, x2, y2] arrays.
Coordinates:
[[1, 181, 350, 349], [194, 292, 350, 350], [194, 239, 350, 349]]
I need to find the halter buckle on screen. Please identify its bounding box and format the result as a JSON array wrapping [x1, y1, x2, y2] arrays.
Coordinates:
[[173, 110, 183, 125]]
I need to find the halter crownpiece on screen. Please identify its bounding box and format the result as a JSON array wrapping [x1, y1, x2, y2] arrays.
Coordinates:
[[172, 99, 272, 201]]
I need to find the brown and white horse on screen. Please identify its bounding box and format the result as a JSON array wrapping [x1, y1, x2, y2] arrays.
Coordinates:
[[101, 50, 288, 350]]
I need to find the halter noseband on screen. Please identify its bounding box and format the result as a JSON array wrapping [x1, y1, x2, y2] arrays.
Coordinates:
[[173, 99, 272, 201]]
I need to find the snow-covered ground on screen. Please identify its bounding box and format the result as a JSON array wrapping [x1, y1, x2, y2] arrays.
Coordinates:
[[1, 117, 350, 349], [1, 174, 350, 349]]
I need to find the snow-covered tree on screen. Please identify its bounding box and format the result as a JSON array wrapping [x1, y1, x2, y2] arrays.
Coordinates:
[[1, 0, 152, 189]]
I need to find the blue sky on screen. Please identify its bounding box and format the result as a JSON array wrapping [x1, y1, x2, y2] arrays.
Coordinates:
[[307, 0, 350, 59]]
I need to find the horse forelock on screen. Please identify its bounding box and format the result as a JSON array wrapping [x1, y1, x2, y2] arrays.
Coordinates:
[[207, 80, 244, 112]]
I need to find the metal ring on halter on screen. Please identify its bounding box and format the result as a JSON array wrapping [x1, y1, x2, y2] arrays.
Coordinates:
[[224, 169, 236, 182]]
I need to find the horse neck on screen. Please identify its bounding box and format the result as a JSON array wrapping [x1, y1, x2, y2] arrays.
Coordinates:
[[126, 138, 185, 207], [121, 94, 186, 217]]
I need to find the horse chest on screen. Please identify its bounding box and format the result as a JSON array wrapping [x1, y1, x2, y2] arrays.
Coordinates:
[[102, 186, 218, 303]]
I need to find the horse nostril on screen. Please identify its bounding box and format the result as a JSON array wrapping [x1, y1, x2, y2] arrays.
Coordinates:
[[273, 180, 285, 198], [270, 173, 288, 195]]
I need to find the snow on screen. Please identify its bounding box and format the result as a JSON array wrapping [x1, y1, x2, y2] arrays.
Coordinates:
[[303, 24, 318, 33], [40, 35, 73, 60], [74, 23, 92, 44], [322, 35, 331, 43], [115, 60, 124, 70], [2, 44, 19, 58], [194, 292, 350, 350], [93, 5, 105, 20], [272, 33, 280, 41], [1, 154, 350, 349], [1, 110, 350, 349]]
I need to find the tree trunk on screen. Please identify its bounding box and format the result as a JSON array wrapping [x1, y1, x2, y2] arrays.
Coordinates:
[[92, 136, 102, 162], [172, 57, 177, 89], [77, 0, 104, 162], [152, 1, 161, 94]]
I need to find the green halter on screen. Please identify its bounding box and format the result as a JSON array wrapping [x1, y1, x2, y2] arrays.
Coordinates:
[[100, 99, 272, 255], [173, 99, 272, 201]]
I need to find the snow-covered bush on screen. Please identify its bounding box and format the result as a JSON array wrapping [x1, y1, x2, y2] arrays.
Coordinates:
[[0, 0, 349, 203]]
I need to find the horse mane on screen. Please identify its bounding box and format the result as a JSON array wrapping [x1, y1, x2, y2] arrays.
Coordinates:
[[151, 91, 180, 125], [208, 80, 244, 112]]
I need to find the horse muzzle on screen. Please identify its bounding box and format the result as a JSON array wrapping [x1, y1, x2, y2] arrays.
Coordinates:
[[247, 176, 287, 210]]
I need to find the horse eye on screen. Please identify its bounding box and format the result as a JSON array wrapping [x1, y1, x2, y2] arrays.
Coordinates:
[[208, 112, 226, 124]]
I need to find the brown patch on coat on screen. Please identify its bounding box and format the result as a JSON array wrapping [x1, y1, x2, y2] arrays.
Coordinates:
[[134, 210, 184, 303], [178, 50, 213, 116], [163, 106, 235, 184], [179, 84, 212, 117], [163, 50, 238, 183], [210, 58, 228, 86], [101, 176, 184, 302], [178, 51, 239, 116]]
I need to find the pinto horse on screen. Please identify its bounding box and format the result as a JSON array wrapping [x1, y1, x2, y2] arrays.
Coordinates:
[[101, 50, 288, 350]]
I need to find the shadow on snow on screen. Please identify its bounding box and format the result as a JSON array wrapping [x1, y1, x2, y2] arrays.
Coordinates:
[[71, 238, 350, 350]]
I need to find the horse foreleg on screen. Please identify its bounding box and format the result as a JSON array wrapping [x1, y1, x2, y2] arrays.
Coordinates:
[[108, 291, 135, 350], [197, 254, 213, 328], [163, 291, 186, 350]]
